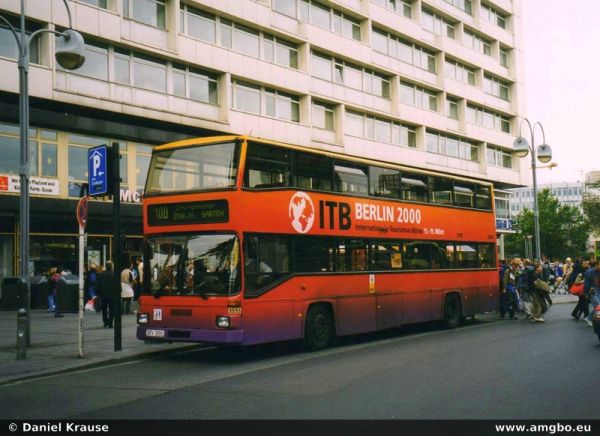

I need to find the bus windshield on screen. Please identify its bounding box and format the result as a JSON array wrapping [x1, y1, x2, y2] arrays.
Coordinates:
[[145, 141, 240, 196], [146, 233, 240, 297]]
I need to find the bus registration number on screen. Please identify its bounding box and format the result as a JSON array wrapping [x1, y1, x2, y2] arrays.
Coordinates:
[[146, 329, 165, 338]]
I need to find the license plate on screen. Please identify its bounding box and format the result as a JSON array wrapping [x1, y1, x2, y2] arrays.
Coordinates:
[[146, 329, 165, 338]]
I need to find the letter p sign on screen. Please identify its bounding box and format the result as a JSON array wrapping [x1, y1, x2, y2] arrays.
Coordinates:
[[88, 145, 108, 196]]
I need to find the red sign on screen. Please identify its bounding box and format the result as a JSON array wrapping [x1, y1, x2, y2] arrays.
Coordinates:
[[0, 176, 8, 191], [77, 196, 89, 229]]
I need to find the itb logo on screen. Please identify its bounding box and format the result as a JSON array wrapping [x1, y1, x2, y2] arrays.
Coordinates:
[[289, 192, 315, 234]]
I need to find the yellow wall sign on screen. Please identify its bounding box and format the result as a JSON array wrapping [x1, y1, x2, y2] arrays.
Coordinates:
[[369, 274, 375, 293], [391, 253, 403, 269]]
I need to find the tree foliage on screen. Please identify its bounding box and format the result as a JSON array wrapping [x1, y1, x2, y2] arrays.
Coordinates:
[[582, 182, 600, 234], [505, 188, 590, 260]]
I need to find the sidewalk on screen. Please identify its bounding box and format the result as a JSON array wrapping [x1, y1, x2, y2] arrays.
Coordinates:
[[0, 305, 199, 386], [0, 293, 579, 386]]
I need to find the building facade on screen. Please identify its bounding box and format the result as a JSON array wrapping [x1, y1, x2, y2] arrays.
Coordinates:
[[509, 182, 584, 216], [0, 0, 527, 284]]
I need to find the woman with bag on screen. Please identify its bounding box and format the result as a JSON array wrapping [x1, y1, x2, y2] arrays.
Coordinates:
[[570, 262, 589, 321], [120, 265, 135, 314], [501, 258, 520, 320], [531, 263, 550, 323]]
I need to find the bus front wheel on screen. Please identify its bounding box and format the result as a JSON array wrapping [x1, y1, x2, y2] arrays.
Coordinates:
[[305, 305, 334, 351], [443, 294, 462, 329]]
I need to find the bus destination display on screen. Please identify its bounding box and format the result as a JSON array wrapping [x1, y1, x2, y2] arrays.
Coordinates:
[[148, 200, 229, 226]]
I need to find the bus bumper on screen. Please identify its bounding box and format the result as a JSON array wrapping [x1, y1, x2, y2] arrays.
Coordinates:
[[136, 326, 244, 344]]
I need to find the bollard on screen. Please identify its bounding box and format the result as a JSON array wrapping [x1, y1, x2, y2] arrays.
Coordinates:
[[16, 308, 27, 360]]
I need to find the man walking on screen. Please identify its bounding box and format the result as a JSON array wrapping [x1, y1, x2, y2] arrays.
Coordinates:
[[583, 261, 600, 327], [96, 261, 116, 328]]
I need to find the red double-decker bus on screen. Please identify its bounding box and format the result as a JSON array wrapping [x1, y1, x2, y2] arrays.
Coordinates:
[[136, 136, 498, 350]]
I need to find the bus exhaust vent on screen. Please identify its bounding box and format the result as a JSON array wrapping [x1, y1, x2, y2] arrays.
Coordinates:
[[168, 330, 191, 339], [170, 309, 192, 317]]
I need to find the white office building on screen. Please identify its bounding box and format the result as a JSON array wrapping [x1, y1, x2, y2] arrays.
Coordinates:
[[0, 0, 527, 278]]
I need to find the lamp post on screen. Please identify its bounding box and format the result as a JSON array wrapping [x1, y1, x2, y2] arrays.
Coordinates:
[[1, 0, 85, 359], [513, 119, 553, 262]]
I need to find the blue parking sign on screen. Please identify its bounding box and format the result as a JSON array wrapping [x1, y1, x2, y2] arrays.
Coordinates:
[[88, 145, 108, 196]]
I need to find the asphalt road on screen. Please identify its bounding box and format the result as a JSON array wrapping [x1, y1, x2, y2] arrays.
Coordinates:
[[2, 302, 599, 420]]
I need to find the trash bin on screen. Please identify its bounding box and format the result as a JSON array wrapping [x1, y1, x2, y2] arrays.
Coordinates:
[[55, 274, 79, 313], [30, 275, 49, 309], [0, 277, 27, 310]]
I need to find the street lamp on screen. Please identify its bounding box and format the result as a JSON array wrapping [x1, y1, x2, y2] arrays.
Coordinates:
[[513, 119, 553, 262], [1, 0, 86, 359]]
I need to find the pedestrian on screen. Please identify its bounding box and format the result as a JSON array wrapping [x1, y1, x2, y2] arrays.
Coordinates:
[[571, 260, 590, 321], [518, 259, 535, 318], [583, 261, 600, 327], [121, 265, 135, 314], [50, 267, 65, 318], [131, 257, 142, 301], [46, 267, 57, 313], [531, 263, 549, 323], [501, 258, 520, 320], [96, 261, 116, 328], [87, 264, 98, 301]]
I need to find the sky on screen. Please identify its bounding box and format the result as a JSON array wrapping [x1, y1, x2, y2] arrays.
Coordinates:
[[521, 0, 600, 185]]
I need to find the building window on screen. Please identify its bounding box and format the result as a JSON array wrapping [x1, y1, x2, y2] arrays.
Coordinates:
[[180, 5, 216, 43], [422, 9, 455, 38], [444, 59, 475, 85], [447, 98, 459, 120], [180, 4, 299, 69], [443, 0, 472, 15], [0, 16, 41, 64], [311, 52, 390, 98], [371, 0, 412, 19], [399, 82, 438, 111], [136, 144, 153, 189], [60, 41, 108, 81], [464, 30, 491, 56], [123, 0, 166, 29], [263, 35, 298, 68], [481, 4, 507, 29], [221, 20, 260, 58], [312, 101, 335, 131], [232, 80, 300, 123], [466, 104, 511, 133], [499, 47, 510, 68], [132, 53, 167, 93], [345, 110, 416, 148], [274, 0, 361, 41], [81, 0, 108, 7], [426, 130, 478, 162], [0, 123, 58, 178], [372, 29, 436, 73], [171, 64, 218, 104], [483, 75, 510, 101], [487, 146, 512, 169]]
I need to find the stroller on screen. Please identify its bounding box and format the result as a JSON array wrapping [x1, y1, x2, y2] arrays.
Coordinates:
[[553, 277, 569, 294]]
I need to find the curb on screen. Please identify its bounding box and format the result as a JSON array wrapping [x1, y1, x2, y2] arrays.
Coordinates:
[[0, 343, 205, 387]]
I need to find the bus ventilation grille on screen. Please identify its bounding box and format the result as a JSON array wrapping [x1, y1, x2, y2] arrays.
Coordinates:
[[168, 330, 191, 339], [170, 309, 193, 317]]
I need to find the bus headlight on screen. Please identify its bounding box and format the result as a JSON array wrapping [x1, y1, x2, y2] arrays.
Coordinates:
[[216, 316, 230, 328], [137, 313, 149, 325]]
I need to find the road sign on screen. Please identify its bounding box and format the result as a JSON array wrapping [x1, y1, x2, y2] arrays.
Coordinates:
[[88, 145, 109, 196], [77, 196, 88, 229]]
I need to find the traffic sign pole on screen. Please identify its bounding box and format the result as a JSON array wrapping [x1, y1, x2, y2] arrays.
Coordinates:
[[76, 195, 88, 359], [111, 142, 122, 352]]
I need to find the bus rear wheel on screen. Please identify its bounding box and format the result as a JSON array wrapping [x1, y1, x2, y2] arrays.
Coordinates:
[[305, 305, 334, 351], [443, 294, 462, 329]]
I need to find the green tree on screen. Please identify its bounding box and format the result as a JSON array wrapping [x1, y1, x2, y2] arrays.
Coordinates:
[[505, 188, 589, 260], [582, 181, 600, 234]]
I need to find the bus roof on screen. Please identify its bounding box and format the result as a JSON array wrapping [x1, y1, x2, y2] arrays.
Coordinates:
[[152, 135, 494, 188]]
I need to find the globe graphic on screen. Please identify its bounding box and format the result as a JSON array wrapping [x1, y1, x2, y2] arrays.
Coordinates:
[[289, 192, 315, 233]]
